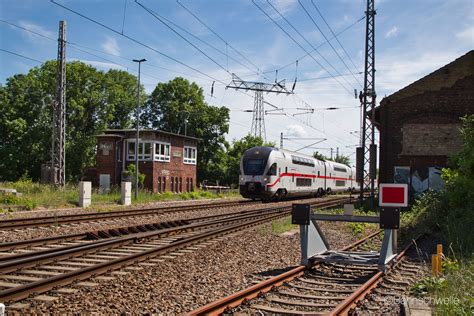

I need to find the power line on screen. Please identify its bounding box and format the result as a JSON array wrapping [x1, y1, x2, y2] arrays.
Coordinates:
[[0, 48, 43, 64], [298, 0, 363, 87], [50, 0, 225, 84], [266, 0, 357, 93], [298, 71, 363, 82], [136, 0, 231, 76], [0, 19, 219, 83], [310, 0, 362, 77], [176, 0, 271, 81], [262, 15, 365, 75], [134, 1, 263, 80], [253, 0, 353, 96]]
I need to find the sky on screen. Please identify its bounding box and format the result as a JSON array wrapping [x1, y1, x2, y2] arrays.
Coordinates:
[[1, 0, 473, 163]]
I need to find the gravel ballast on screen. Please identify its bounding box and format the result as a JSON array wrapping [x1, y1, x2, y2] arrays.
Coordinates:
[[20, 219, 366, 314]]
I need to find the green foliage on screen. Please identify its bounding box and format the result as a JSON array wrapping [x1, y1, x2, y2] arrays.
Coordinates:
[[401, 115, 474, 314], [348, 222, 369, 236], [271, 216, 297, 234], [222, 135, 275, 186], [123, 164, 145, 188], [0, 194, 36, 210], [313, 151, 327, 161], [142, 77, 230, 184], [312, 151, 351, 166], [411, 277, 448, 296], [0, 61, 143, 181]]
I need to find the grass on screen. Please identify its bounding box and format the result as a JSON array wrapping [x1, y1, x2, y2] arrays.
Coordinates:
[[0, 180, 239, 211], [400, 190, 474, 314], [271, 216, 298, 234]]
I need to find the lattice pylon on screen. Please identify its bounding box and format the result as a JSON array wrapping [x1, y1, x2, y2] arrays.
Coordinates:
[[250, 87, 266, 142], [359, 0, 376, 203]]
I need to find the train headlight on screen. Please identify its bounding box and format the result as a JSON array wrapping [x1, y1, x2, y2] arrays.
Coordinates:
[[240, 177, 244, 181], [263, 177, 268, 182]]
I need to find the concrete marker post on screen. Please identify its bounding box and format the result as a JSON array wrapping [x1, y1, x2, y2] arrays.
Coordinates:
[[78, 181, 91, 208], [121, 182, 132, 206]]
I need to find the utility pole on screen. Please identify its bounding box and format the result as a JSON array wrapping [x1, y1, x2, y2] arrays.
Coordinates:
[[280, 132, 283, 148], [132, 58, 146, 200], [52, 20, 66, 187], [226, 74, 293, 142], [357, 0, 377, 206]]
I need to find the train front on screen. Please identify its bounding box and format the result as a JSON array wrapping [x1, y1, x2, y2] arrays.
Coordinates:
[[239, 146, 275, 200]]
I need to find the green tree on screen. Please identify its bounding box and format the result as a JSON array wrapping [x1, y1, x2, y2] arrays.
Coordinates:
[[312, 151, 351, 166], [333, 154, 351, 166], [313, 151, 327, 161], [223, 135, 275, 186], [0, 61, 143, 181], [142, 77, 230, 183]]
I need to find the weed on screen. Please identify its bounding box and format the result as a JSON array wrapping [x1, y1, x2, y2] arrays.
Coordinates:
[[271, 216, 297, 234]]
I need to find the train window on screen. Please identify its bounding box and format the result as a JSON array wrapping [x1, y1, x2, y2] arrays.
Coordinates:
[[266, 163, 277, 176], [285, 167, 288, 173], [278, 168, 281, 176], [243, 159, 266, 175], [296, 178, 312, 187], [291, 155, 315, 167], [334, 166, 347, 172], [318, 171, 320, 177]]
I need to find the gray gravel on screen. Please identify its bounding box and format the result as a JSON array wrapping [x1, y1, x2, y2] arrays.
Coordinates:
[[19, 218, 369, 314], [0, 197, 343, 243]]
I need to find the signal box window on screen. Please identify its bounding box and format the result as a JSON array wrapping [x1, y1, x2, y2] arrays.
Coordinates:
[[184, 146, 197, 164], [155, 142, 171, 162]]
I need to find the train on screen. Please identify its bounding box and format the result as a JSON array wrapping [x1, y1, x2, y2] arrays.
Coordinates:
[[239, 146, 359, 201]]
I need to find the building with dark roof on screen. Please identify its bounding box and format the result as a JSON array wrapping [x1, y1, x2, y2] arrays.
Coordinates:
[[373, 50, 474, 196], [93, 129, 199, 193]]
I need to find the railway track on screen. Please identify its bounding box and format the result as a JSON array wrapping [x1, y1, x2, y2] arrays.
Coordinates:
[[0, 197, 349, 304], [190, 232, 421, 315], [0, 200, 258, 230]]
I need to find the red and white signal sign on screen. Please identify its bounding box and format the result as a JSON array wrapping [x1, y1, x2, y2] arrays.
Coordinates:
[[379, 183, 408, 207]]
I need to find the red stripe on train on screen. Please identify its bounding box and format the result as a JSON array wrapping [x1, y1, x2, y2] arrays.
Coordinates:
[[266, 173, 352, 188]]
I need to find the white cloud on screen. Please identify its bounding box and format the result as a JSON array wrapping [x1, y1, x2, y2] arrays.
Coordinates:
[[283, 124, 307, 137], [385, 26, 399, 38], [272, 0, 297, 16], [101, 36, 120, 56], [455, 26, 473, 42], [377, 51, 459, 95], [72, 59, 126, 71], [17, 20, 54, 40]]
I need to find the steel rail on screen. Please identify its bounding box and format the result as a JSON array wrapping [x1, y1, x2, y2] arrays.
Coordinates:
[[329, 237, 418, 315], [0, 206, 310, 302], [0, 196, 349, 252], [0, 206, 294, 271], [0, 198, 349, 303], [0, 200, 257, 230], [188, 230, 382, 315]]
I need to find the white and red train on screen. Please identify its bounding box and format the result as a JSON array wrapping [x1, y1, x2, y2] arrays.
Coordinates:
[[239, 146, 358, 200]]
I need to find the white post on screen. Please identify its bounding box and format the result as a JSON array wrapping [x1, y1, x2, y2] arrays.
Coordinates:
[[0, 303, 5, 316], [79, 181, 91, 207], [121, 181, 132, 206]]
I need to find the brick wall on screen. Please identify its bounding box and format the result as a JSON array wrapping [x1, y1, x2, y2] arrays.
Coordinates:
[[96, 130, 198, 193], [378, 74, 474, 182]]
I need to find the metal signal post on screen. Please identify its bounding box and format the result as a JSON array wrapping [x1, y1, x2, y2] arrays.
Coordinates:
[[52, 20, 66, 187], [358, 0, 377, 205]]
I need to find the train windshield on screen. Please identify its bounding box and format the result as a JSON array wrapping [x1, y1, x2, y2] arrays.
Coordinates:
[[243, 159, 266, 175]]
